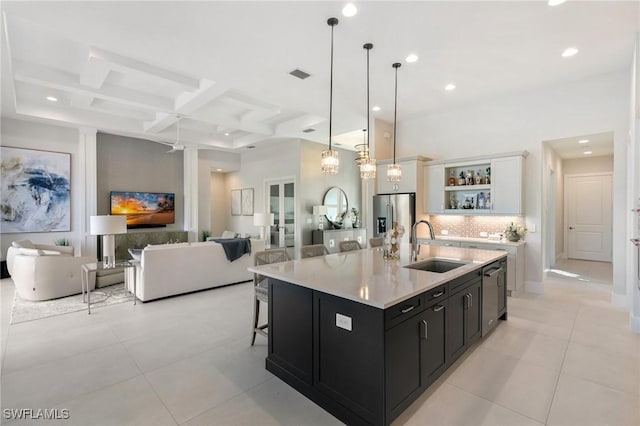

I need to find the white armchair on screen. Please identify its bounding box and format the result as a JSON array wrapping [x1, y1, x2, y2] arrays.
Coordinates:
[[7, 241, 96, 301]]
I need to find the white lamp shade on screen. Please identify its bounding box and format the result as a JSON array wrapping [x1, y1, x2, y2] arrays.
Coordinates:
[[253, 213, 274, 227], [90, 215, 127, 235], [313, 205, 328, 215]]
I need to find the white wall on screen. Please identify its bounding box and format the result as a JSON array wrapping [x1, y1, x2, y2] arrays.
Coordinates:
[[629, 36, 640, 332], [399, 70, 630, 298], [226, 141, 301, 239], [197, 149, 240, 239], [563, 155, 613, 175], [542, 143, 564, 265], [1, 118, 86, 258]]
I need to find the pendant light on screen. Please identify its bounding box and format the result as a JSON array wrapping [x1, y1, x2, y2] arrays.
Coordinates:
[[321, 17, 340, 175], [360, 42, 376, 180], [387, 62, 402, 182], [355, 129, 368, 165]]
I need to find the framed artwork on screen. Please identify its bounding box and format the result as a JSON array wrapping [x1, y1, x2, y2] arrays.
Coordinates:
[[1, 146, 71, 233], [231, 189, 241, 216], [241, 188, 254, 216]]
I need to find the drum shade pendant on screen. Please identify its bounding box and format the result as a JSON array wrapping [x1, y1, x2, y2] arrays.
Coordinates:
[[360, 42, 376, 180], [321, 18, 340, 175], [387, 62, 402, 182], [355, 129, 369, 165]]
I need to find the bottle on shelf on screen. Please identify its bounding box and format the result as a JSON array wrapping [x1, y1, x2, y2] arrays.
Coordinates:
[[475, 169, 483, 185], [466, 170, 474, 186], [458, 171, 466, 186], [448, 170, 456, 186]]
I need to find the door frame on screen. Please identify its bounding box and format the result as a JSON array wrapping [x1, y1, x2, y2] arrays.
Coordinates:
[[563, 172, 613, 261], [264, 176, 297, 253]]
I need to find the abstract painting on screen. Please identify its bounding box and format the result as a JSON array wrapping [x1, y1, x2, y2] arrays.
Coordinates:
[[231, 189, 241, 216], [1, 146, 71, 233], [241, 188, 254, 216]]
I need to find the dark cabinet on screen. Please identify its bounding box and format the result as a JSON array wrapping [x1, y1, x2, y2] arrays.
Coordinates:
[[385, 298, 447, 422], [446, 279, 481, 363]]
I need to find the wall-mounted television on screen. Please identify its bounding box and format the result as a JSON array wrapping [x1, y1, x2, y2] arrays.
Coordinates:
[[110, 191, 175, 227]]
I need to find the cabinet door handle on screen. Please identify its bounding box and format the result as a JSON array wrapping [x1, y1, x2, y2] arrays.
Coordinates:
[[433, 305, 444, 312], [422, 320, 428, 340], [401, 305, 415, 314], [469, 293, 473, 308], [464, 293, 469, 309], [431, 291, 444, 298]]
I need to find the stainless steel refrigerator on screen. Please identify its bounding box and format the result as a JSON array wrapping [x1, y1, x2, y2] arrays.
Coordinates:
[[372, 193, 416, 243]]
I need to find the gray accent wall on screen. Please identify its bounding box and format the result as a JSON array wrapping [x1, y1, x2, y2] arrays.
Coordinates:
[[96, 133, 184, 232]]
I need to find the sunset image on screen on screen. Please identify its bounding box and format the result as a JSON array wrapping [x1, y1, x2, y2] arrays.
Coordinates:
[[110, 192, 175, 225]]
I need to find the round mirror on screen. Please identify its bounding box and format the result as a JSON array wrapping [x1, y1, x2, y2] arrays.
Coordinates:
[[323, 187, 348, 228]]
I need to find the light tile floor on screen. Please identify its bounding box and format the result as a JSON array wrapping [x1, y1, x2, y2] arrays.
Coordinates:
[[1, 265, 638, 426]]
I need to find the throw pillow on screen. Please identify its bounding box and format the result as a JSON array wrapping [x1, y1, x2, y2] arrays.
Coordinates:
[[12, 240, 35, 249], [128, 248, 142, 261], [17, 248, 44, 256]]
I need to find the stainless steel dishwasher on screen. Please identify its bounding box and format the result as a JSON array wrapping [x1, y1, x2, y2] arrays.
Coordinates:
[[482, 259, 506, 336]]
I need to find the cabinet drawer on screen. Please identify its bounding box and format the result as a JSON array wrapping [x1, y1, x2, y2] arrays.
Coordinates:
[[385, 294, 424, 329], [448, 269, 482, 293], [424, 284, 447, 304]]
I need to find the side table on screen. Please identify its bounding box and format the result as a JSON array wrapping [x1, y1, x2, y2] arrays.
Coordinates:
[[81, 261, 136, 314]]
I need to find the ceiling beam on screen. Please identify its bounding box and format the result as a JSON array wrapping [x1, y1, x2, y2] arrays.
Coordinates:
[[90, 46, 200, 91], [13, 61, 174, 111]]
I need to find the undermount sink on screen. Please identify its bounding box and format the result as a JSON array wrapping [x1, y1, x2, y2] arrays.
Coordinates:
[[404, 259, 468, 273]]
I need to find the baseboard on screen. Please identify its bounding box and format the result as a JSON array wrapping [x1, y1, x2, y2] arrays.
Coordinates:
[[630, 311, 640, 334], [525, 280, 544, 294], [610, 292, 627, 307]]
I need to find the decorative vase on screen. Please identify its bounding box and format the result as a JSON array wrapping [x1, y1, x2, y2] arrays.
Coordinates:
[[507, 232, 520, 242]]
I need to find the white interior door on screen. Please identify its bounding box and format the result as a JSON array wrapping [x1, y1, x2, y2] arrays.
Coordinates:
[[267, 179, 295, 251], [565, 174, 612, 261]]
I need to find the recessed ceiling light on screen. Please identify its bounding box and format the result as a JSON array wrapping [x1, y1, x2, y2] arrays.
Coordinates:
[[562, 47, 578, 58], [405, 54, 418, 63], [342, 3, 357, 17], [578, 139, 589, 144], [46, 96, 58, 102], [224, 132, 230, 136], [445, 83, 456, 91], [216, 168, 222, 172], [372, 106, 381, 112], [584, 151, 593, 155], [548, 0, 566, 6]]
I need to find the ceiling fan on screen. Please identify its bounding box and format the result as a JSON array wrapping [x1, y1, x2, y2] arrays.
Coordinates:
[[154, 115, 186, 153]]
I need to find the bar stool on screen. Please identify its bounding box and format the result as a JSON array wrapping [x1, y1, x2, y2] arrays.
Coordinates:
[[252, 249, 290, 345], [369, 237, 384, 247], [339, 240, 361, 252], [301, 244, 329, 258]]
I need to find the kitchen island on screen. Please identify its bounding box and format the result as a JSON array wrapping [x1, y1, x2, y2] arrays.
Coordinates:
[[249, 244, 508, 426]]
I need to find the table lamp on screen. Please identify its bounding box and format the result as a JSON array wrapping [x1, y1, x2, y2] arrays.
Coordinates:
[[253, 213, 274, 244], [313, 205, 328, 230], [90, 215, 127, 268]]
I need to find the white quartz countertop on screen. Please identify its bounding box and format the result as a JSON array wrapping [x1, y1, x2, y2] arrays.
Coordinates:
[[248, 244, 507, 309]]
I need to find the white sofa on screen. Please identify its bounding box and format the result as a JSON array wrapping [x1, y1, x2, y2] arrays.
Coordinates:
[[7, 241, 97, 301], [129, 239, 265, 302]]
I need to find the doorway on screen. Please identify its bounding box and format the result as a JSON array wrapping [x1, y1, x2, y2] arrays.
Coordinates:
[[543, 132, 614, 286], [267, 179, 295, 256]]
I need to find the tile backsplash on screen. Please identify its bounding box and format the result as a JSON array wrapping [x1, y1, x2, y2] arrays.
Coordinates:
[[428, 215, 525, 238]]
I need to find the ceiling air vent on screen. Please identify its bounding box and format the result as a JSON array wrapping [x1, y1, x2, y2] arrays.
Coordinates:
[[246, 145, 256, 149], [289, 69, 311, 80], [302, 128, 315, 133]]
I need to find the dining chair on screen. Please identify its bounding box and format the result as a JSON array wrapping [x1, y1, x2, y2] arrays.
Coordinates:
[[369, 237, 384, 248], [252, 248, 290, 346], [301, 244, 330, 258], [339, 240, 362, 252]]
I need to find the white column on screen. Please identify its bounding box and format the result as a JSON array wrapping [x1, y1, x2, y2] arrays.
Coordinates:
[[183, 149, 199, 242], [79, 127, 97, 256]]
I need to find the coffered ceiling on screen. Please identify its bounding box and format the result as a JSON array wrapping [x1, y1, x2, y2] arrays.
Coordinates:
[[1, 1, 638, 152]]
